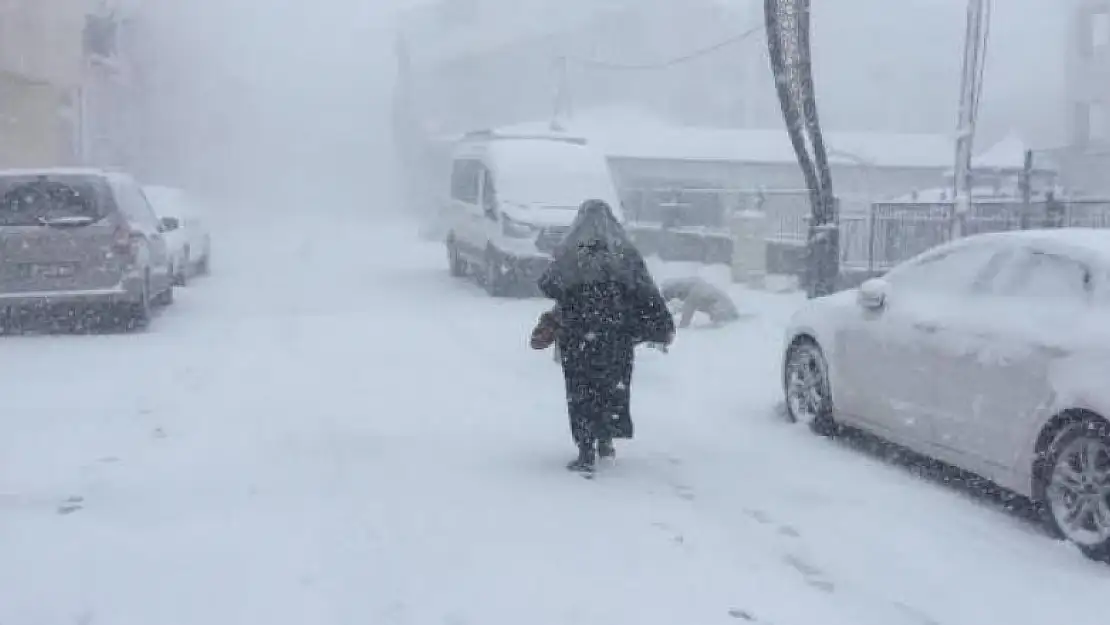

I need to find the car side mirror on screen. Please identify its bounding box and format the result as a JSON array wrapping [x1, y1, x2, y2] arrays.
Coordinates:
[[857, 278, 888, 311], [158, 216, 180, 232]]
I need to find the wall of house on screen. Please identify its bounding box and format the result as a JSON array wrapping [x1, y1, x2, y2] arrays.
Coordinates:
[[1067, 1, 1110, 149], [0, 73, 73, 168], [1061, 0, 1110, 194], [608, 158, 946, 201], [0, 0, 84, 87], [0, 0, 86, 167]]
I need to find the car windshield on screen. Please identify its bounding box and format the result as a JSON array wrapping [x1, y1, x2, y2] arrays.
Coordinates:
[[0, 176, 104, 227]]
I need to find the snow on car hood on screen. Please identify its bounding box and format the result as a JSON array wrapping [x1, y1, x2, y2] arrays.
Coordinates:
[[499, 200, 625, 228]]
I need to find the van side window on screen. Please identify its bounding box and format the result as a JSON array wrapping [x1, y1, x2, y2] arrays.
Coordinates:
[[481, 168, 497, 218], [450, 159, 482, 204]]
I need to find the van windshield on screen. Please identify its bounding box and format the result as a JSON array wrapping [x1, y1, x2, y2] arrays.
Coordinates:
[[490, 140, 617, 209], [0, 176, 104, 227]]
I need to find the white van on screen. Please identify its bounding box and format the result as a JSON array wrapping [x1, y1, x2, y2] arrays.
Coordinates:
[[442, 130, 623, 296]]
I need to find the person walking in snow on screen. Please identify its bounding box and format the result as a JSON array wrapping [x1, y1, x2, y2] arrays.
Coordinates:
[[536, 199, 675, 472]]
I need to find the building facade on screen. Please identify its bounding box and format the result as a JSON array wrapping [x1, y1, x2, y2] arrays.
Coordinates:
[[0, 0, 141, 169], [0, 0, 86, 167], [1062, 0, 1110, 194]]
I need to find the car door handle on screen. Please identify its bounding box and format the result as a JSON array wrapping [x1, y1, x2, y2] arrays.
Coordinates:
[[914, 322, 938, 334]]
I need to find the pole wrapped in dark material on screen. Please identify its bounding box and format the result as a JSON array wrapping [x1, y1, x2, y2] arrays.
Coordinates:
[[764, 0, 839, 297]]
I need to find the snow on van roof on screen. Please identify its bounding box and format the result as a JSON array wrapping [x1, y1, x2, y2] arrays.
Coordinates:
[[0, 167, 114, 178], [483, 138, 619, 208]]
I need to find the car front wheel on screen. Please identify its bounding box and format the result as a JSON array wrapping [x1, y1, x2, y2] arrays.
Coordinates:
[[783, 338, 837, 436], [1040, 420, 1110, 562]]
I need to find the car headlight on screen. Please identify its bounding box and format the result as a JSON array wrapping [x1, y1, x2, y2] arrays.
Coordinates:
[[502, 214, 537, 239]]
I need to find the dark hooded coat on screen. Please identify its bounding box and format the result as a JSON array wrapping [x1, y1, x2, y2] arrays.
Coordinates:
[[538, 200, 674, 447]]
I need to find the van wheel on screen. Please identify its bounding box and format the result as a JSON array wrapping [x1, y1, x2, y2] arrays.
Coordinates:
[[483, 248, 510, 297], [153, 282, 174, 307], [174, 248, 190, 286], [446, 236, 467, 278], [196, 249, 211, 275]]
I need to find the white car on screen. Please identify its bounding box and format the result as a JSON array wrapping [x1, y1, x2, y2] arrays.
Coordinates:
[[142, 185, 211, 285], [782, 228, 1110, 560]]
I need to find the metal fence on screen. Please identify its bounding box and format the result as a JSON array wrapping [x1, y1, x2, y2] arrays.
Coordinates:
[[621, 187, 819, 264], [620, 185, 1110, 273], [846, 199, 1110, 272]]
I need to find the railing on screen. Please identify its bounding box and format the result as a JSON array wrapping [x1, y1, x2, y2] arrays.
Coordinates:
[[856, 199, 1110, 271], [621, 184, 1110, 274], [622, 187, 815, 264]]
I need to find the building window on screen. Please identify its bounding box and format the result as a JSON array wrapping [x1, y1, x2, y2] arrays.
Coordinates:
[[1073, 100, 1109, 147], [1094, 12, 1110, 50], [1092, 101, 1108, 143], [1074, 102, 1091, 147], [84, 13, 117, 58]]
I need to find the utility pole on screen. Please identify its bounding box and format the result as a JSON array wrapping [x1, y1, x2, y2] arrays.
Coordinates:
[[551, 55, 571, 131], [765, 0, 838, 298], [951, 0, 989, 240]]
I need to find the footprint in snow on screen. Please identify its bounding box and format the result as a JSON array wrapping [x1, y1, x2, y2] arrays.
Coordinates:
[[651, 521, 687, 546], [57, 495, 84, 515], [777, 525, 801, 538], [782, 554, 835, 593], [673, 484, 696, 502], [743, 508, 801, 539], [743, 508, 772, 524], [892, 602, 941, 625]]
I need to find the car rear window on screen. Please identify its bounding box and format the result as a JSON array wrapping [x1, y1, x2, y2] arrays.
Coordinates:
[[0, 175, 107, 227]]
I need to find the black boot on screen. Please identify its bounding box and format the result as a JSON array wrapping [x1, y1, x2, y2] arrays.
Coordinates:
[[597, 438, 615, 459], [566, 444, 596, 472]]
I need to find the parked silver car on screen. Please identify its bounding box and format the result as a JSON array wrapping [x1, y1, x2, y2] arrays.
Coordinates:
[[783, 229, 1110, 561], [143, 185, 212, 286], [0, 169, 176, 331]]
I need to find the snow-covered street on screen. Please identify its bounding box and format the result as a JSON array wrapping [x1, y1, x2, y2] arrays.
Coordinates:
[[2, 207, 1107, 625]]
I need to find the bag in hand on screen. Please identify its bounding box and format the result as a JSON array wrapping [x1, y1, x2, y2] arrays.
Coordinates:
[[530, 310, 559, 350]]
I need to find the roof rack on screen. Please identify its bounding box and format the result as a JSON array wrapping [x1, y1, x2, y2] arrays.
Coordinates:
[[460, 129, 588, 146]]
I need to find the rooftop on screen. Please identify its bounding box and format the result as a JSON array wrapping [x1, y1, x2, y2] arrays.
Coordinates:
[[500, 108, 960, 169]]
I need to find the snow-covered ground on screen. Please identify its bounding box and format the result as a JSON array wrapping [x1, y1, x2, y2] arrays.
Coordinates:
[[1, 205, 1107, 625]]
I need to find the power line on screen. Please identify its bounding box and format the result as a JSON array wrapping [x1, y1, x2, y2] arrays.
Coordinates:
[[567, 24, 763, 71]]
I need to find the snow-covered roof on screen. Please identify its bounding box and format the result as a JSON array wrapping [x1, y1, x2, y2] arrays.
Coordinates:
[[972, 133, 1038, 170], [500, 108, 958, 170]]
